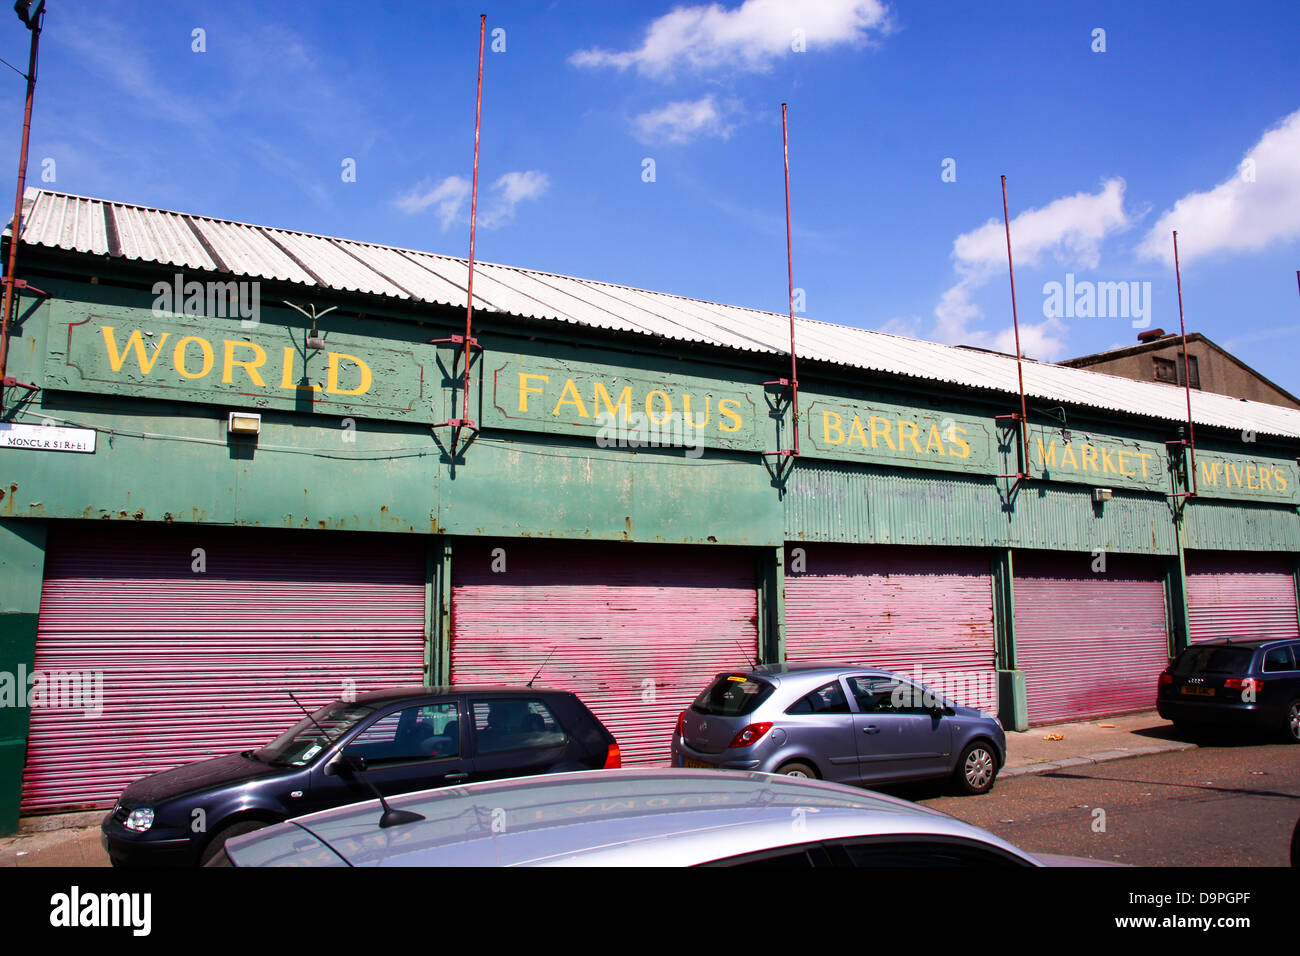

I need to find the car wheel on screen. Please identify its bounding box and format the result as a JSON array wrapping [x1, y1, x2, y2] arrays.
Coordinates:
[[1285, 700, 1300, 745], [775, 761, 818, 780], [198, 820, 269, 866], [954, 741, 998, 795]]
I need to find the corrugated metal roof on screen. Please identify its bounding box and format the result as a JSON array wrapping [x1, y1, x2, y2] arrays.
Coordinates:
[[14, 188, 1300, 440]]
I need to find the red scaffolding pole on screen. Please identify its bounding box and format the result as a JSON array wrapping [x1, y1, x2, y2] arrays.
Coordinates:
[[764, 103, 800, 463], [0, 4, 45, 399], [994, 175, 1031, 494], [1167, 229, 1199, 500], [431, 14, 487, 453]]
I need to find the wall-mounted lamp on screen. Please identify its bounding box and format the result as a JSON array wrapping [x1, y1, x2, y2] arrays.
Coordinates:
[[228, 411, 262, 436], [285, 300, 335, 352], [1092, 487, 1113, 504]]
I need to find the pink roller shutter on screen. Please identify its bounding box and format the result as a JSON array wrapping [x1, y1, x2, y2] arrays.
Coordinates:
[[21, 525, 426, 814], [1014, 553, 1169, 724], [783, 545, 998, 713], [451, 540, 758, 767], [1186, 554, 1299, 643]]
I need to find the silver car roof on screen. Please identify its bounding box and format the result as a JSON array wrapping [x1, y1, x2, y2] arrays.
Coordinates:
[[228, 769, 1041, 867]]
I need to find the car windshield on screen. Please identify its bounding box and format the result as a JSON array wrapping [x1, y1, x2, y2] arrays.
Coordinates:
[[1171, 644, 1255, 676], [255, 701, 377, 767], [693, 674, 775, 716]]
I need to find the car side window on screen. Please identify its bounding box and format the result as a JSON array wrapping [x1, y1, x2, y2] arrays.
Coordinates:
[[785, 680, 851, 715], [472, 699, 567, 755], [346, 702, 460, 765], [848, 676, 929, 715], [834, 839, 1031, 867], [1262, 646, 1297, 673]]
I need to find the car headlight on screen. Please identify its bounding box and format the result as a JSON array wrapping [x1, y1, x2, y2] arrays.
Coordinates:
[[980, 711, 1003, 729], [123, 807, 155, 833]]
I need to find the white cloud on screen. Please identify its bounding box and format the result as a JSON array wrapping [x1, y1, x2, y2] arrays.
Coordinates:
[[633, 96, 739, 144], [931, 179, 1130, 360], [1137, 108, 1300, 266], [480, 171, 551, 228], [396, 170, 550, 231], [494, 170, 550, 205], [396, 176, 471, 230], [571, 0, 891, 78]]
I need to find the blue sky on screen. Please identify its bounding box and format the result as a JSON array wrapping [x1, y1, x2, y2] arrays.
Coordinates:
[[4, 0, 1299, 392]]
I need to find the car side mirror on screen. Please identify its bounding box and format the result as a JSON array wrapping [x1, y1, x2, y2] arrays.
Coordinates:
[[325, 752, 367, 777]]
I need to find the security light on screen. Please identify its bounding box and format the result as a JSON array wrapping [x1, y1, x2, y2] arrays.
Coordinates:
[[1092, 488, 1113, 503], [228, 411, 262, 436]]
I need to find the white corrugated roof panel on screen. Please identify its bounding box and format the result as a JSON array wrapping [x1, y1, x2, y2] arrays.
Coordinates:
[[14, 188, 1300, 440]]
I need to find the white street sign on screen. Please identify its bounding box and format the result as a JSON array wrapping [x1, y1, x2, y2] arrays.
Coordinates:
[[0, 422, 97, 453]]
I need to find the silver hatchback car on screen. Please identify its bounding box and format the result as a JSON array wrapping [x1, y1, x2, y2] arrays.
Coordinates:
[[671, 664, 1006, 794], [216, 769, 1101, 867]]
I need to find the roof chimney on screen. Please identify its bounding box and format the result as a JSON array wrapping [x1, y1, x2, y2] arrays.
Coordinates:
[[1137, 329, 1166, 343]]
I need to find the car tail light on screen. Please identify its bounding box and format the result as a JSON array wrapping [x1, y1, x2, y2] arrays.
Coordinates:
[[1224, 678, 1259, 693], [1159, 673, 1173, 685], [675, 710, 686, 738], [602, 743, 622, 769], [727, 722, 773, 748]]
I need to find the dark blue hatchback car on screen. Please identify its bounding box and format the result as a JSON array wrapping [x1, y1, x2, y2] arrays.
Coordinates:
[[1157, 638, 1300, 742], [101, 686, 620, 866]]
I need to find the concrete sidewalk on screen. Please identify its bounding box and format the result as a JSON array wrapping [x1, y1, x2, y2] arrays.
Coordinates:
[[1001, 710, 1194, 777], [0, 710, 1194, 866]]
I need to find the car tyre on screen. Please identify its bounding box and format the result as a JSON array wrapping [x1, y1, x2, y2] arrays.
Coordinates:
[[775, 761, 818, 780], [954, 741, 998, 795], [1285, 700, 1300, 745], [198, 820, 269, 866]]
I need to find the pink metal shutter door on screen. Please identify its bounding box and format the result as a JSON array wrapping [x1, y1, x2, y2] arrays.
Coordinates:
[[1014, 553, 1169, 724], [451, 539, 759, 766], [783, 545, 998, 713], [21, 525, 426, 813], [1186, 554, 1299, 643]]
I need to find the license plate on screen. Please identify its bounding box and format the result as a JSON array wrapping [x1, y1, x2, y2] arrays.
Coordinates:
[[684, 759, 714, 769], [1180, 686, 1214, 697]]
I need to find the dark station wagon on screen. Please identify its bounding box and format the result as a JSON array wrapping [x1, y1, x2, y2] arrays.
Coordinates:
[[1157, 638, 1300, 742], [102, 686, 621, 866]]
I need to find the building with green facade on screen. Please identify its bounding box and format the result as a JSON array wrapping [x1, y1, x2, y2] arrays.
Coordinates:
[[1, 188, 1297, 831]]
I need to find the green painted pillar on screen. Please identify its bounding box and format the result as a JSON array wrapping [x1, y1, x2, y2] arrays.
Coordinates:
[[428, 537, 453, 685], [757, 546, 786, 666], [1293, 553, 1300, 633], [1166, 515, 1192, 658], [0, 519, 47, 834], [991, 548, 1027, 732]]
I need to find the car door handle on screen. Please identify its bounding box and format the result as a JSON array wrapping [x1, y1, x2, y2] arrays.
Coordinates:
[[862, 726, 880, 734], [443, 772, 470, 782]]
